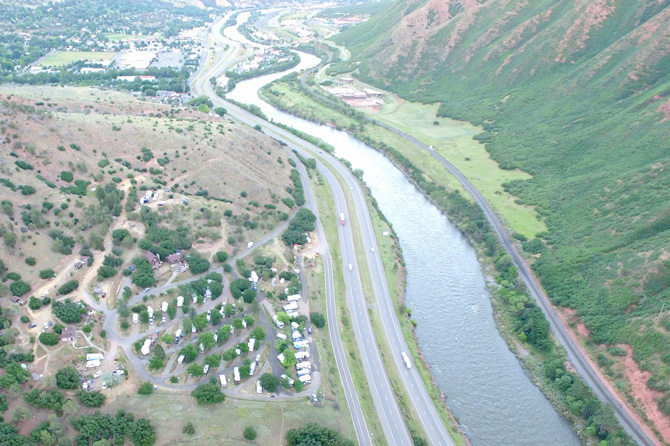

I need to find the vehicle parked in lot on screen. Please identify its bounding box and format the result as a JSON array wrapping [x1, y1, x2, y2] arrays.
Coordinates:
[[102, 382, 107, 390], [28, 323, 37, 328], [133, 314, 139, 324], [93, 371, 103, 378]]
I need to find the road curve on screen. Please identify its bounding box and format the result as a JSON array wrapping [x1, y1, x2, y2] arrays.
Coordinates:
[[368, 118, 658, 446], [193, 16, 382, 446]]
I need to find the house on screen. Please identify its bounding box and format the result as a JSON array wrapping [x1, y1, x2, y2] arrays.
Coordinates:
[[60, 327, 76, 342], [166, 253, 184, 265], [74, 256, 90, 269], [142, 251, 162, 269]]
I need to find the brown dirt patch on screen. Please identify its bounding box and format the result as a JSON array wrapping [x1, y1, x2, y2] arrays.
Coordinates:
[[619, 345, 670, 443]]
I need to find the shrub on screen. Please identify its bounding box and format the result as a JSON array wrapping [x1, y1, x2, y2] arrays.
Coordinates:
[[58, 280, 79, 295], [183, 422, 195, 435], [76, 390, 106, 407], [10, 280, 31, 297], [39, 332, 59, 345], [60, 171, 73, 182], [39, 269, 55, 279], [56, 366, 80, 389], [20, 315, 30, 323], [24, 257, 36, 266], [52, 299, 82, 323], [138, 382, 154, 395], [243, 426, 257, 441], [310, 312, 326, 328], [191, 383, 225, 405]]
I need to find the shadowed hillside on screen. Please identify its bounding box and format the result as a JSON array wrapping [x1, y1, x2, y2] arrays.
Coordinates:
[[332, 0, 670, 438]]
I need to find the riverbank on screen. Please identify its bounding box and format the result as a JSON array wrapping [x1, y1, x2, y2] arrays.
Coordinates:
[[255, 75, 635, 445]]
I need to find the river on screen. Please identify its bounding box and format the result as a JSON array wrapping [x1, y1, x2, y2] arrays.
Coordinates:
[[226, 13, 580, 446]]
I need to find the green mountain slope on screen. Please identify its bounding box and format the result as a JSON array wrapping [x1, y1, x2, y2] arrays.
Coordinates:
[[334, 0, 670, 423]]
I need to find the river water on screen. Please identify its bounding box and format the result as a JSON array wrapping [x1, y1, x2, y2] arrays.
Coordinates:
[[226, 13, 579, 446]]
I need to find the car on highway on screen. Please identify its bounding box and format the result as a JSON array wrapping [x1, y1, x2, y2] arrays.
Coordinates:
[[348, 264, 352, 271]]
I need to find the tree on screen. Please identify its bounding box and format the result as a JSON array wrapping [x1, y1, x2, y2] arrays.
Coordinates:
[[188, 253, 210, 274], [217, 325, 230, 343], [130, 418, 156, 446], [243, 426, 257, 441], [24, 389, 65, 411], [193, 313, 208, 331], [148, 357, 164, 371], [282, 350, 296, 368], [204, 354, 221, 368], [29, 296, 43, 310], [138, 382, 154, 395], [215, 251, 228, 262], [97, 265, 117, 279], [52, 299, 82, 323], [230, 278, 251, 299], [180, 344, 198, 363], [191, 383, 225, 404], [131, 257, 155, 288], [242, 288, 257, 303], [214, 107, 227, 117], [310, 312, 326, 328], [56, 366, 80, 389], [76, 390, 106, 407], [10, 280, 31, 297], [259, 373, 280, 393], [286, 423, 354, 446], [182, 316, 193, 334], [187, 363, 204, 377], [199, 332, 216, 349], [250, 326, 266, 342], [39, 332, 59, 346]]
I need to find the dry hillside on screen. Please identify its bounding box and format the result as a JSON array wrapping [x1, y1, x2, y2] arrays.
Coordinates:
[[0, 85, 294, 292]]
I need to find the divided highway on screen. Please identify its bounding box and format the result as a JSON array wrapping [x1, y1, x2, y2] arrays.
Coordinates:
[[192, 16, 456, 446]]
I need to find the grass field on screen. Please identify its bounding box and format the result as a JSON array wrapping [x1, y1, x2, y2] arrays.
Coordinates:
[[38, 51, 116, 67], [367, 98, 546, 238], [109, 392, 349, 446]]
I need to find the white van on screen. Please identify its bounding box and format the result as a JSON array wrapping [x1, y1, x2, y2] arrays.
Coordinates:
[[132, 313, 139, 324]]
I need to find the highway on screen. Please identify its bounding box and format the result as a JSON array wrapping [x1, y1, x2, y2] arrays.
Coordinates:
[[367, 120, 658, 446], [191, 16, 454, 445], [195, 16, 379, 446]]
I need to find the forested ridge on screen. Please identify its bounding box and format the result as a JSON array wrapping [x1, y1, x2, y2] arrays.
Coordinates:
[[332, 0, 670, 420]]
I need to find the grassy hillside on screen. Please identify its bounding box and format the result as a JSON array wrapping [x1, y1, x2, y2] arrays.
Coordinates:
[[0, 85, 293, 295], [331, 0, 670, 434]]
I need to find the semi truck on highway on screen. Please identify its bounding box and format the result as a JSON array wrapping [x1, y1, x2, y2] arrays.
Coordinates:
[[401, 351, 412, 368], [340, 213, 345, 225]]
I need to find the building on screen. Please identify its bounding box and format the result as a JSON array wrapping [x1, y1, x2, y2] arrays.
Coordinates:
[[166, 252, 184, 265], [142, 251, 162, 269], [9, 296, 23, 305], [74, 256, 90, 269], [61, 327, 76, 342]]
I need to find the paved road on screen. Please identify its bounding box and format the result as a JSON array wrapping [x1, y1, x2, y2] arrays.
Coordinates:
[[194, 16, 420, 446], [367, 119, 658, 446], [203, 15, 458, 446]]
